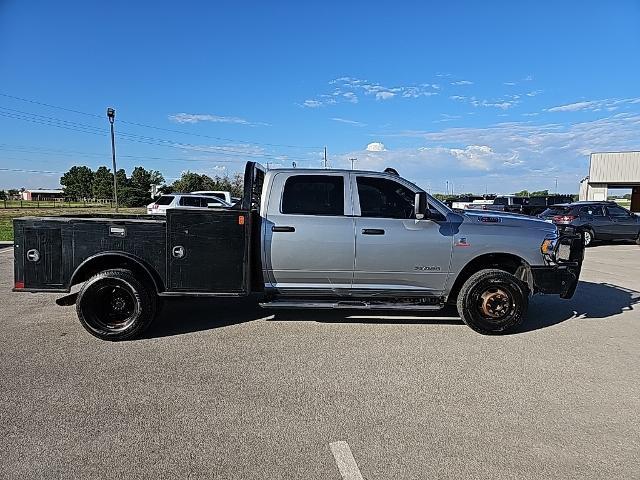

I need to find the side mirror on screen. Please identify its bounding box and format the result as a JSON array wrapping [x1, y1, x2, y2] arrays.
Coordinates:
[[415, 192, 428, 219]]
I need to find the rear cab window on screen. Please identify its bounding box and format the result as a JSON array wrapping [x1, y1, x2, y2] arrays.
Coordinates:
[[281, 175, 345, 216]]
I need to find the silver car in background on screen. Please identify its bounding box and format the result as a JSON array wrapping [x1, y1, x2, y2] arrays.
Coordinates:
[[147, 194, 231, 215]]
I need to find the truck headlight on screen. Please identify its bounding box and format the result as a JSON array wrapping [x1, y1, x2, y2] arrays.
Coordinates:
[[540, 235, 558, 256]]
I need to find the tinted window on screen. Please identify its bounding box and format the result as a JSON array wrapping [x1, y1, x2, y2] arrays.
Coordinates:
[[208, 193, 225, 200], [541, 206, 572, 216], [155, 195, 174, 206], [607, 205, 631, 218], [179, 196, 205, 207], [494, 197, 508, 205], [579, 206, 605, 216], [357, 176, 415, 219], [281, 175, 344, 216]]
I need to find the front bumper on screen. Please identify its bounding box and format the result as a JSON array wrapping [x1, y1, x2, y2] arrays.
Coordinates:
[[531, 228, 585, 299]]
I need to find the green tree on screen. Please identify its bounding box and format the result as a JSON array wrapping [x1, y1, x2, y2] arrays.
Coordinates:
[[530, 190, 549, 197], [0, 190, 6, 200], [60, 166, 94, 199], [115, 169, 128, 188], [93, 166, 113, 199], [514, 190, 530, 197], [118, 185, 152, 207], [171, 171, 215, 193]]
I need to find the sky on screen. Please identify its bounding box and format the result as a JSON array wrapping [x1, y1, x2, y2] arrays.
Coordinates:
[[1, 0, 639, 194]]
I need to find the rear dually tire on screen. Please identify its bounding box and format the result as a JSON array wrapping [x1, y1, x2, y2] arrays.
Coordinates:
[[76, 268, 157, 341]]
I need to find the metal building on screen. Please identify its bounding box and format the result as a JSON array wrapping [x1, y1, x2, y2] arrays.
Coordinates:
[[579, 151, 640, 212]]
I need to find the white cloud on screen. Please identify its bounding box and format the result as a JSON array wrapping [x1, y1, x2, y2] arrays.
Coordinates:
[[302, 99, 323, 108], [303, 77, 439, 107], [342, 92, 358, 103], [337, 113, 640, 192], [451, 80, 473, 85], [546, 97, 640, 113], [331, 117, 366, 126], [504, 81, 516, 86], [375, 91, 395, 100], [366, 142, 386, 152], [169, 113, 267, 126], [547, 101, 596, 112], [450, 95, 467, 101]]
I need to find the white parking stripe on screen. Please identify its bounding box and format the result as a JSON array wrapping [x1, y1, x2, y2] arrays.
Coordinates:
[[329, 441, 364, 480]]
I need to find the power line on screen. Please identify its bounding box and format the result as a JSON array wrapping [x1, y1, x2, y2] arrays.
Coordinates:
[[0, 92, 323, 150], [0, 167, 64, 175], [0, 108, 318, 164]]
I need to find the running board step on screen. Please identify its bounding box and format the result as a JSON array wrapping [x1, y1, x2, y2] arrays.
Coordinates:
[[259, 299, 443, 311]]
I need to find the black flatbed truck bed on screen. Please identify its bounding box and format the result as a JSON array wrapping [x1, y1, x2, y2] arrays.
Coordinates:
[[12, 162, 266, 340]]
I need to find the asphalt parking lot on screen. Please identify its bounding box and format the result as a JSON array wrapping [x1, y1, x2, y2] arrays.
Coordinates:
[[1, 244, 639, 480]]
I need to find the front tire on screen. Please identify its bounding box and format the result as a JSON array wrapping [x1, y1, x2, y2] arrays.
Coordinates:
[[76, 269, 157, 341], [457, 269, 528, 335]]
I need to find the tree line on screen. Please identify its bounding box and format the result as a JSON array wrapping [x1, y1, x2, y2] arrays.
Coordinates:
[[55, 165, 244, 207]]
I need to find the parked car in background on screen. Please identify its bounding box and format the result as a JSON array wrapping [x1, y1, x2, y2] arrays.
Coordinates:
[[525, 195, 574, 216], [539, 201, 640, 246], [467, 195, 527, 213], [191, 190, 233, 204], [147, 194, 231, 215]]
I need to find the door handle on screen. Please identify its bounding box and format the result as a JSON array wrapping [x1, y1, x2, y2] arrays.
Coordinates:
[[362, 228, 385, 235], [172, 245, 185, 258], [272, 226, 295, 232]]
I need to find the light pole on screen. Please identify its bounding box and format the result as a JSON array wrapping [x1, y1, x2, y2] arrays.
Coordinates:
[[349, 158, 357, 170], [107, 107, 118, 212]]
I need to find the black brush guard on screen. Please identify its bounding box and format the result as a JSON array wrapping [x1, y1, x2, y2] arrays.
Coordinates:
[[531, 227, 585, 299]]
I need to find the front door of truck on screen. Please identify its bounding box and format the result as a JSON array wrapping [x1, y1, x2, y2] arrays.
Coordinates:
[[263, 172, 355, 296], [351, 174, 453, 296]]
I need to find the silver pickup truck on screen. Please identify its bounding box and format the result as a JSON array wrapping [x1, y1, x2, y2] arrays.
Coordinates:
[[12, 162, 584, 340]]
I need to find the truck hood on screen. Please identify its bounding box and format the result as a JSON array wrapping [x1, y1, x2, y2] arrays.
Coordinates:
[[459, 209, 557, 235]]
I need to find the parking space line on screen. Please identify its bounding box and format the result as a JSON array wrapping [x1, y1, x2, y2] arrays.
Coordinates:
[[329, 441, 364, 480]]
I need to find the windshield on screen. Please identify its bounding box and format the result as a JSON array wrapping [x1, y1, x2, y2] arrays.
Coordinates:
[[426, 193, 452, 214]]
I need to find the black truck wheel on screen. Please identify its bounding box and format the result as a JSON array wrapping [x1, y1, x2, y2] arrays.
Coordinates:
[[457, 269, 528, 335], [76, 269, 157, 341]]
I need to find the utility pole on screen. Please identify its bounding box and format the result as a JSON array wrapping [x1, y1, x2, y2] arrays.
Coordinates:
[[555, 177, 558, 193], [349, 157, 357, 170], [107, 107, 118, 212], [324, 146, 327, 169], [446, 180, 449, 195]]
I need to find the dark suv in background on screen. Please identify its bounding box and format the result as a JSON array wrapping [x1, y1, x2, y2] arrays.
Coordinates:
[[539, 201, 640, 246]]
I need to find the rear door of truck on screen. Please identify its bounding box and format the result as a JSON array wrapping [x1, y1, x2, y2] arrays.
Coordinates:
[[262, 171, 355, 295]]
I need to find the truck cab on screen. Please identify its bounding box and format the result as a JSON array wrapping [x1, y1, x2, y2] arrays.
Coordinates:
[[260, 169, 453, 298]]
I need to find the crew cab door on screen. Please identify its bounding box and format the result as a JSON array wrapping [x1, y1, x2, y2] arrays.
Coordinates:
[[352, 174, 453, 296], [263, 172, 355, 296]]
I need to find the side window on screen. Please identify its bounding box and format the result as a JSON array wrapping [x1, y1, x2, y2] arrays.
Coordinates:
[[357, 176, 415, 219], [202, 198, 219, 207], [179, 196, 201, 207], [281, 175, 344, 216], [586, 206, 605, 216], [607, 205, 630, 218]]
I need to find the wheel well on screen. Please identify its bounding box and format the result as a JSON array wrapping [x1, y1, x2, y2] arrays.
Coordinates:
[[70, 254, 163, 293], [448, 253, 531, 304]]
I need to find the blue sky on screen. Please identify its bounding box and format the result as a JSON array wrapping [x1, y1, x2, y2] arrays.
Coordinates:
[[1, 0, 639, 193]]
